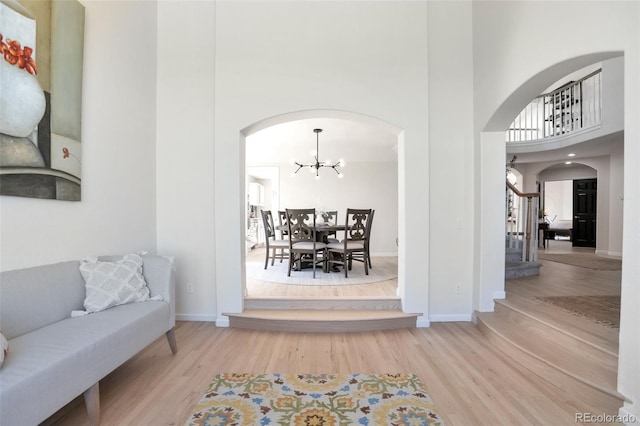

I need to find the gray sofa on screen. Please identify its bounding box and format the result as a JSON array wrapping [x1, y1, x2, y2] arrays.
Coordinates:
[[0, 254, 177, 425]]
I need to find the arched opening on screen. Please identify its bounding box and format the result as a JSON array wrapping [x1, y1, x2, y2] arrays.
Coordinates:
[[477, 52, 624, 313], [240, 110, 405, 304]]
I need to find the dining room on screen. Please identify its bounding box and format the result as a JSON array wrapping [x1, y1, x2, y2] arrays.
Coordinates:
[[244, 118, 399, 298]]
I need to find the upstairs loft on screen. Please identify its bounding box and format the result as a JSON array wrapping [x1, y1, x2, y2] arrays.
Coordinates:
[[505, 57, 624, 154], [507, 69, 601, 143]]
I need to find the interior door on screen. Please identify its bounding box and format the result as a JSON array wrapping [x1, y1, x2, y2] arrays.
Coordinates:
[[573, 178, 597, 247]]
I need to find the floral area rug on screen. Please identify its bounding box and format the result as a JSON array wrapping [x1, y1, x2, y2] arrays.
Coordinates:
[[185, 373, 444, 425]]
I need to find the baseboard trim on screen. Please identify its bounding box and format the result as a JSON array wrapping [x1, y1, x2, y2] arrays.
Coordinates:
[[176, 313, 218, 322], [493, 291, 506, 300], [429, 314, 473, 322], [619, 404, 639, 425], [415, 317, 431, 328], [594, 249, 623, 258], [216, 315, 230, 327]]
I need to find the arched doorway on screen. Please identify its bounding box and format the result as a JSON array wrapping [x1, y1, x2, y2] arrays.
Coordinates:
[[240, 110, 405, 305], [476, 52, 624, 313]]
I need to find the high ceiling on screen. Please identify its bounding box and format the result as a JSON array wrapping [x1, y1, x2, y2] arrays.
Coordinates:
[[246, 118, 398, 166]]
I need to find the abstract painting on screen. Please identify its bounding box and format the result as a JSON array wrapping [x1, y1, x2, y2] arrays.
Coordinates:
[[0, 0, 84, 201]]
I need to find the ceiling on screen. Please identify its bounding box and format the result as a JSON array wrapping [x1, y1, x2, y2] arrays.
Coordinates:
[[245, 118, 398, 168], [507, 131, 623, 165]]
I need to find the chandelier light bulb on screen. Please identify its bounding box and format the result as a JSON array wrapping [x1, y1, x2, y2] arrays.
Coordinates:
[[337, 172, 344, 178], [290, 171, 297, 178], [315, 174, 320, 180]]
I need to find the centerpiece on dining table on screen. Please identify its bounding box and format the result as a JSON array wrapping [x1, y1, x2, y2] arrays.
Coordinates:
[[315, 211, 335, 225]]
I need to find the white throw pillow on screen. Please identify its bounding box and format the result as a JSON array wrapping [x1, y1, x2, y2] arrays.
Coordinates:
[[73, 253, 161, 317], [0, 331, 8, 368]]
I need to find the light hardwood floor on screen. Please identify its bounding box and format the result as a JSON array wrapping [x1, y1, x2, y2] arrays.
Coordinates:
[[505, 241, 620, 354], [45, 321, 620, 426], [45, 242, 622, 425]]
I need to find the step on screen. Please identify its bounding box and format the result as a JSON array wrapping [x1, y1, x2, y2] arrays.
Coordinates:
[[244, 296, 402, 311], [505, 261, 541, 279], [476, 306, 625, 407], [498, 294, 619, 356], [505, 247, 524, 262], [225, 309, 420, 332]]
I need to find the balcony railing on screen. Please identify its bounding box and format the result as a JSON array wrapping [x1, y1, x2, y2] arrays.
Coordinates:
[[506, 69, 601, 143]]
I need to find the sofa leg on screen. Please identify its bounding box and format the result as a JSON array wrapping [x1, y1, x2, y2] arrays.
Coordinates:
[[166, 328, 178, 354], [84, 382, 101, 426]]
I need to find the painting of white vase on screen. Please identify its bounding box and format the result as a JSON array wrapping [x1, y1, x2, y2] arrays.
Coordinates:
[[0, 0, 84, 201]]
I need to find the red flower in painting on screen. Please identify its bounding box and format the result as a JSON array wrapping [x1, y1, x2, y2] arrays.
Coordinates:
[[0, 33, 38, 75]]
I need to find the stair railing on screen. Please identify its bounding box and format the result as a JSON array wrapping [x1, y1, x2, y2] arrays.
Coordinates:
[[506, 181, 540, 262], [506, 68, 601, 142]]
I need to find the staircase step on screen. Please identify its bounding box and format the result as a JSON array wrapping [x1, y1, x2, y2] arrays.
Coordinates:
[[497, 294, 619, 356], [225, 309, 420, 332], [505, 261, 541, 279], [244, 296, 402, 311], [476, 306, 624, 407], [505, 247, 524, 262]]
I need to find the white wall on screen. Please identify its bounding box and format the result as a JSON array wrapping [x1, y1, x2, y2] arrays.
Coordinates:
[[608, 140, 624, 256], [208, 1, 430, 324], [544, 180, 574, 221], [427, 1, 475, 321], [473, 1, 640, 419], [276, 161, 398, 256], [156, 1, 216, 321], [0, 0, 158, 270]]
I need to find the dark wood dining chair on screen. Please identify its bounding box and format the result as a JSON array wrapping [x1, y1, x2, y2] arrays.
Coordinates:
[[326, 208, 372, 277], [278, 210, 289, 239], [286, 208, 327, 278], [260, 210, 289, 269], [324, 211, 339, 243], [363, 209, 374, 268]]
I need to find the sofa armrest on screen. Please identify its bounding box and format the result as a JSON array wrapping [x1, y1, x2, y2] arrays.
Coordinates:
[[141, 255, 176, 329]]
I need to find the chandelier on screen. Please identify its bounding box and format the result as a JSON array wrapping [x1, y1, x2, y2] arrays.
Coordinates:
[[291, 128, 344, 179]]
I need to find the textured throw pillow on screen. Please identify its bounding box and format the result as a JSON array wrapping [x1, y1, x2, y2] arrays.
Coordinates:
[[0, 331, 8, 368], [73, 252, 161, 317]]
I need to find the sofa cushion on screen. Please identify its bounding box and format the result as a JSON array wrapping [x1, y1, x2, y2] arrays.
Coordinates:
[[0, 261, 86, 340], [76, 253, 159, 315], [0, 300, 170, 426]]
